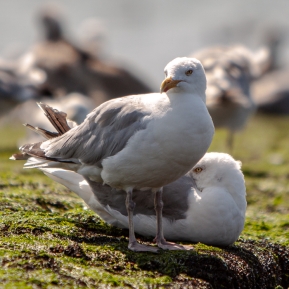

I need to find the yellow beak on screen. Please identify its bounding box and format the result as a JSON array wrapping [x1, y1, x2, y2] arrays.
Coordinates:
[[160, 77, 182, 93]]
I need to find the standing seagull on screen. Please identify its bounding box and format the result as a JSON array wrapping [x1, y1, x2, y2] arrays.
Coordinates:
[[191, 45, 260, 150], [11, 57, 214, 252]]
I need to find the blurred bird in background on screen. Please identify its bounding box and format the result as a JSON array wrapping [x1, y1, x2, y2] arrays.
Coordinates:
[[28, 6, 153, 104], [252, 28, 289, 115], [0, 4, 153, 143], [191, 44, 271, 150], [0, 4, 152, 109], [0, 2, 288, 151], [0, 69, 39, 118]]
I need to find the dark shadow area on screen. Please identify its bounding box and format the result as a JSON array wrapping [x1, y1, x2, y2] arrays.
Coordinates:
[[47, 217, 289, 289]]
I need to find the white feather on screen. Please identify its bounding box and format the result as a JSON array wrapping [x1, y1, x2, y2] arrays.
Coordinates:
[[37, 152, 246, 246]]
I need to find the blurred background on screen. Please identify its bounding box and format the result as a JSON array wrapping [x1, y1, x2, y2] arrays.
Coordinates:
[[0, 1, 289, 276], [0, 0, 289, 152], [0, 0, 289, 86]]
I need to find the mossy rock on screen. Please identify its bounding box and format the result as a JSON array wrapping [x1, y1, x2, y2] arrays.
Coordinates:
[[0, 115, 289, 288]]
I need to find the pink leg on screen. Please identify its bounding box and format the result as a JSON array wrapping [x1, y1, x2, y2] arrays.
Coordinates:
[[126, 190, 158, 252], [154, 188, 186, 250]]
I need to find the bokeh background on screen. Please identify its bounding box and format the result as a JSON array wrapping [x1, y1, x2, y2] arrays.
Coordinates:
[[1, 0, 289, 87], [0, 1, 289, 287]]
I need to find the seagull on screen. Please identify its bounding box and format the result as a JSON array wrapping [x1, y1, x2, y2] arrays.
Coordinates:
[[252, 69, 289, 114], [11, 57, 215, 252], [26, 6, 153, 104], [0, 69, 39, 119], [191, 45, 259, 150], [251, 31, 289, 115], [40, 152, 246, 247]]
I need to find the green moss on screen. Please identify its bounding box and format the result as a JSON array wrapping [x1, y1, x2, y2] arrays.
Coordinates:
[[1, 115, 289, 288]]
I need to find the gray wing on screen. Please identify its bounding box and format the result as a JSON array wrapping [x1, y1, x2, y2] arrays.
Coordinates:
[[43, 95, 152, 166], [87, 174, 194, 220]]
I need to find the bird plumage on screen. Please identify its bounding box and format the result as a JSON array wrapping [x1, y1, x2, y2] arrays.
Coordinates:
[[40, 152, 246, 246], [12, 57, 214, 251]]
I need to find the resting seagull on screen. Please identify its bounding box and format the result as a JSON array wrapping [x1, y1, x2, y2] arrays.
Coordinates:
[[11, 57, 214, 252], [41, 152, 246, 246]]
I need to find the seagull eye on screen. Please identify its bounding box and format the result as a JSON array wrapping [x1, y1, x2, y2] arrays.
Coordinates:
[[193, 167, 203, 173], [185, 69, 193, 76]]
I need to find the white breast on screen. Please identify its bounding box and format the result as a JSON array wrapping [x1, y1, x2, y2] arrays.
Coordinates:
[[101, 94, 214, 190]]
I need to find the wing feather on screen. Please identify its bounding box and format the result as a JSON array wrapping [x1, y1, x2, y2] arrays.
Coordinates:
[[43, 95, 153, 166]]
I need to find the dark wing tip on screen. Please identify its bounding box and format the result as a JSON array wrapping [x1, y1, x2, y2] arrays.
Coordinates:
[[10, 153, 29, 161]]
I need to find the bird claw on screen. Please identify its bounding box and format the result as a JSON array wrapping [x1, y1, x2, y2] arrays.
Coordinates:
[[155, 238, 189, 251], [128, 241, 159, 253]]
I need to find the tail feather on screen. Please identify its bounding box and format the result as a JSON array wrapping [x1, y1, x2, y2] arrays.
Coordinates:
[[18, 141, 79, 166], [23, 123, 59, 140], [11, 102, 74, 165], [24, 158, 79, 169], [23, 157, 53, 169], [10, 153, 29, 161], [19, 142, 47, 159], [37, 102, 71, 135]]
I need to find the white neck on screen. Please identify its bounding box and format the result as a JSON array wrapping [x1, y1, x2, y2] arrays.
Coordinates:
[[166, 89, 206, 105]]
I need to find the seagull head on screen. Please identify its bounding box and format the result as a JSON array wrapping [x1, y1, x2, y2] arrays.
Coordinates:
[[194, 46, 255, 106], [160, 57, 207, 98], [190, 152, 247, 215], [189, 152, 243, 192]]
